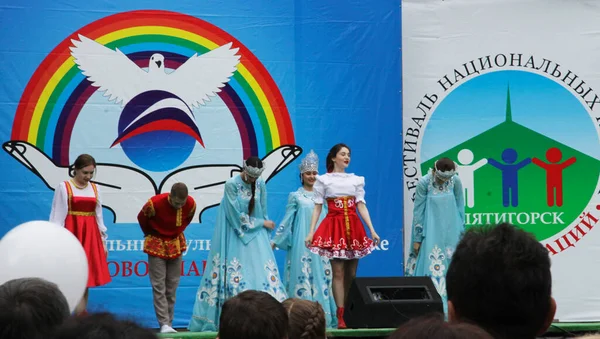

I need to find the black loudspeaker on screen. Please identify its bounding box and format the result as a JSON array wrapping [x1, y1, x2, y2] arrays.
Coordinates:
[[344, 277, 443, 329]]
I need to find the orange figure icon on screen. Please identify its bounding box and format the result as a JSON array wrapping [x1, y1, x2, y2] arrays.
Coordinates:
[[532, 147, 576, 207]]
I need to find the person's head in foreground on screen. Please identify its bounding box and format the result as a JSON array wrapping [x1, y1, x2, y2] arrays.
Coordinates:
[[282, 298, 326, 339], [52, 312, 157, 339], [217, 290, 288, 339], [0, 277, 70, 339], [388, 313, 493, 339], [446, 223, 556, 339]]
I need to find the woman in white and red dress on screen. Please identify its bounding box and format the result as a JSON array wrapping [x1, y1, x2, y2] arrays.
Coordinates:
[[305, 143, 380, 329], [50, 154, 111, 314]]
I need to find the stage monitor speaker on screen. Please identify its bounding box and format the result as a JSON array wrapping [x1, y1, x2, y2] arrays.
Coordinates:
[[344, 276, 443, 329]]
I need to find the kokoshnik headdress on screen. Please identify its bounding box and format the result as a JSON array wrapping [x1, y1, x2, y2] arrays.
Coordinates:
[[433, 160, 456, 180], [243, 161, 265, 178], [300, 149, 319, 173]]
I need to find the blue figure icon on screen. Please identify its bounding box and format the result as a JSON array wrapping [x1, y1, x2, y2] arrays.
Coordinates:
[[488, 148, 531, 207]]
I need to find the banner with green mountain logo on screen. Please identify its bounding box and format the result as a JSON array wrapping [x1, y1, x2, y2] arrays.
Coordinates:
[[403, 0, 600, 321]]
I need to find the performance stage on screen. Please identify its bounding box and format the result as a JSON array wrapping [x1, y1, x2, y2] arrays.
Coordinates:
[[155, 323, 600, 339]]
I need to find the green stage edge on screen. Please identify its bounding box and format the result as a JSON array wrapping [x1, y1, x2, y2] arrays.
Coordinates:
[[155, 323, 600, 339], [156, 328, 397, 339], [546, 322, 600, 335]]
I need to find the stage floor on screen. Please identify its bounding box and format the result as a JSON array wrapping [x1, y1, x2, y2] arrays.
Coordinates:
[[156, 328, 395, 338], [154, 322, 600, 338]]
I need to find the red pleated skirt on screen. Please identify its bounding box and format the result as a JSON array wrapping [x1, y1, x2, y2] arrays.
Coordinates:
[[308, 196, 374, 259]]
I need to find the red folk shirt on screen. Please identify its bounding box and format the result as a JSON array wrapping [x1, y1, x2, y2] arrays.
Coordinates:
[[137, 193, 196, 259]]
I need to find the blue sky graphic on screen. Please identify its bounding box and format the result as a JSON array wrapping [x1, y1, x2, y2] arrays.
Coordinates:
[[421, 70, 600, 162]]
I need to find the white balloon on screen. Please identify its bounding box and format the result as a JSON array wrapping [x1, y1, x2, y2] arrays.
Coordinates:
[[0, 220, 88, 312]]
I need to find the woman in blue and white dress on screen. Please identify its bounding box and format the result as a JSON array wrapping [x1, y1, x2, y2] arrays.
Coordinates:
[[188, 156, 287, 332], [271, 150, 338, 328], [405, 157, 465, 315]]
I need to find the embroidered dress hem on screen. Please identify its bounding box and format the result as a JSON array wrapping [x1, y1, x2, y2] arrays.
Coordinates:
[[143, 233, 187, 259], [308, 196, 374, 260], [190, 315, 217, 332], [308, 245, 373, 259]]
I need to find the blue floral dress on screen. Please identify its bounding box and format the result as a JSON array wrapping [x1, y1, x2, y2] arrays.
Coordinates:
[[188, 174, 287, 332], [405, 171, 465, 314], [272, 187, 338, 328]]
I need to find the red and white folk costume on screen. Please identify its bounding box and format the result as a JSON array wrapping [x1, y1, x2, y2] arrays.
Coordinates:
[[137, 192, 196, 331], [50, 180, 111, 287], [137, 193, 196, 259], [308, 173, 374, 259]]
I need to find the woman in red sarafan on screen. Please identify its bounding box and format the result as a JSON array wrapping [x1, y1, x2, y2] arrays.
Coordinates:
[[305, 143, 380, 329], [50, 154, 111, 314]]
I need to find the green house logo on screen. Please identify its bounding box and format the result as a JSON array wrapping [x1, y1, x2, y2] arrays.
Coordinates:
[[408, 68, 600, 254]]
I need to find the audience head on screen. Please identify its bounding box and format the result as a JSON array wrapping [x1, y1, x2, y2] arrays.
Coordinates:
[[446, 223, 556, 339], [218, 290, 288, 339], [282, 298, 326, 339], [0, 277, 70, 339], [388, 313, 493, 339], [52, 312, 157, 339]]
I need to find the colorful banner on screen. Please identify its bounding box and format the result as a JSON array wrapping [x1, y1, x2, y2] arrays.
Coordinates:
[[402, 0, 600, 321], [0, 0, 401, 328]]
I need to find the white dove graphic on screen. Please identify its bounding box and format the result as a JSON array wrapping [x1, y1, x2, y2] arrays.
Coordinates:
[[69, 34, 241, 109]]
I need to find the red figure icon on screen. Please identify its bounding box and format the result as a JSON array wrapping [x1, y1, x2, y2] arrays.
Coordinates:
[[532, 147, 576, 207]]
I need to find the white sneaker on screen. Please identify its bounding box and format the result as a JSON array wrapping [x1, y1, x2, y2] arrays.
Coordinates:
[[160, 325, 177, 333]]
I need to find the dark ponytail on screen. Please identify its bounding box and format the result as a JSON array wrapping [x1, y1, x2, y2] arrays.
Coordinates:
[[245, 156, 263, 214], [326, 143, 351, 173], [249, 183, 256, 214]]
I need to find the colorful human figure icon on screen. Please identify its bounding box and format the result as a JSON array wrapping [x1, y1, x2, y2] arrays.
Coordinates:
[[532, 147, 576, 207], [456, 149, 487, 208], [488, 148, 531, 207]]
